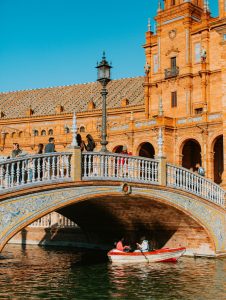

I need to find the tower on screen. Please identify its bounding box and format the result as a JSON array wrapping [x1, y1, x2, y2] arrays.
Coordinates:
[[163, 0, 204, 10], [219, 0, 226, 18]]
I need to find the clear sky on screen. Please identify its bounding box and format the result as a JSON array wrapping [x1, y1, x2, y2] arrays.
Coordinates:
[[0, 0, 219, 92]]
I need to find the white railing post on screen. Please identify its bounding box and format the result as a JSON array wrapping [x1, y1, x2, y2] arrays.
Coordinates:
[[68, 147, 81, 181], [158, 157, 167, 186]]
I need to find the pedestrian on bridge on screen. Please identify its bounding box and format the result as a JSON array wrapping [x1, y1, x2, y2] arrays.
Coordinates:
[[44, 137, 55, 153]]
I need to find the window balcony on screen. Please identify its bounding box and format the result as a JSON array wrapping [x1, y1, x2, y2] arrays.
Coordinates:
[[164, 67, 179, 79]]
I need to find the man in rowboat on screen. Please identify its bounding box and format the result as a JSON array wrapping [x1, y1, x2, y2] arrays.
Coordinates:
[[135, 236, 149, 252]]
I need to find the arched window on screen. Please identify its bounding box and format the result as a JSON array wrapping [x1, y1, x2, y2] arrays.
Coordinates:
[[41, 130, 46, 136], [182, 139, 201, 171], [80, 126, 85, 133], [213, 135, 223, 184], [64, 127, 70, 134], [138, 142, 155, 159], [113, 145, 123, 153], [33, 130, 39, 136], [48, 129, 53, 136]]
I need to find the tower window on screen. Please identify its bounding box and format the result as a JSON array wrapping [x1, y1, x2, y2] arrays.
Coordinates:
[[194, 108, 203, 115], [223, 34, 226, 41], [171, 57, 177, 69], [48, 129, 53, 136], [171, 0, 176, 5], [171, 91, 177, 107]]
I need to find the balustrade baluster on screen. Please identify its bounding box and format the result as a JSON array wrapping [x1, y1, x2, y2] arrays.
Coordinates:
[[88, 155, 91, 177], [42, 158, 46, 180], [128, 158, 132, 180], [83, 154, 87, 177], [27, 159, 31, 184], [144, 161, 147, 181], [5, 164, 10, 188], [0, 166, 4, 189], [21, 161, 25, 185], [10, 163, 15, 187], [52, 156, 56, 179], [130, 159, 134, 179], [112, 156, 115, 178], [32, 158, 36, 182], [65, 155, 69, 178], [152, 162, 155, 183], [47, 157, 51, 180], [100, 155, 104, 177], [37, 158, 41, 181], [60, 155, 64, 178], [56, 156, 60, 178], [94, 155, 98, 177], [179, 170, 182, 188], [16, 161, 20, 185]]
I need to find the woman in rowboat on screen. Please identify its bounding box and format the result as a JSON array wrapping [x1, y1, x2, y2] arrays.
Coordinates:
[[116, 238, 131, 252]]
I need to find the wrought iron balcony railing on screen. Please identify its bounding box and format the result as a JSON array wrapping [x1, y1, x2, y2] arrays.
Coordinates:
[[164, 67, 179, 79]]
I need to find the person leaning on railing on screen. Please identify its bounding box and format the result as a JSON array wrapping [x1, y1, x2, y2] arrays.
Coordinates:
[[84, 134, 96, 176], [44, 138, 56, 178], [35, 143, 44, 180], [11, 143, 22, 183]]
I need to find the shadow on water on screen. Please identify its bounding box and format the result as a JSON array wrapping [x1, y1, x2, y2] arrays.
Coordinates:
[[71, 249, 109, 267]]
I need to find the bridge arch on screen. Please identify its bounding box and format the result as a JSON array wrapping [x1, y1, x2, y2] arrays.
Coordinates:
[[0, 183, 224, 256]]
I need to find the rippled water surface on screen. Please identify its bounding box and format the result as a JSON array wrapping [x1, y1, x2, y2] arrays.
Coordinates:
[[0, 244, 225, 299]]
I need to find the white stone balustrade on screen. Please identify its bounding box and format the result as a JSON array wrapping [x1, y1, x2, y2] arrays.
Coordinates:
[[29, 212, 78, 228], [167, 164, 225, 207], [0, 152, 72, 191], [0, 151, 224, 208], [82, 152, 159, 184]]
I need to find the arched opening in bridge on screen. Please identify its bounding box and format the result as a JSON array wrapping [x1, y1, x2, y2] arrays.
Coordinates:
[[213, 135, 223, 184], [5, 192, 215, 257], [113, 145, 123, 153], [182, 139, 201, 171], [138, 142, 155, 158]]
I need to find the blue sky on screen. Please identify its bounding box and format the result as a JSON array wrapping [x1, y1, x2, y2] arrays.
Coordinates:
[[0, 0, 218, 92]]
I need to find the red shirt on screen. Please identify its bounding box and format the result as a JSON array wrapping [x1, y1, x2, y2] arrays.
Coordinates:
[[116, 241, 124, 251]]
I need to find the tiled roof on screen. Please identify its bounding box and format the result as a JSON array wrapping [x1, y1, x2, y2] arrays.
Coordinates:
[[0, 76, 144, 119]]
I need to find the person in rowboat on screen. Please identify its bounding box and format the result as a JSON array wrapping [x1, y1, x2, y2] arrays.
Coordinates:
[[135, 236, 149, 252], [116, 238, 131, 252]]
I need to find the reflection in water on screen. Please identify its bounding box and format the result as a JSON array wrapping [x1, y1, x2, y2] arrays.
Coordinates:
[[0, 244, 225, 300]]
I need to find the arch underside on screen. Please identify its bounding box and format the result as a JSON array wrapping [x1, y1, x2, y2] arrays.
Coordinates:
[[57, 195, 214, 256], [0, 185, 225, 256]]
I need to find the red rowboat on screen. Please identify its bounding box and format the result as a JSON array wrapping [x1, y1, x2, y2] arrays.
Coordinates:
[[108, 247, 186, 263]]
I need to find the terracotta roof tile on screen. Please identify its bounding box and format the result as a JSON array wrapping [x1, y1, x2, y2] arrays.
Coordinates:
[[0, 76, 144, 119]]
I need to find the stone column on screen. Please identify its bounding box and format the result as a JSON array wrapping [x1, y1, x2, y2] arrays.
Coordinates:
[[158, 157, 167, 186], [70, 147, 82, 182]]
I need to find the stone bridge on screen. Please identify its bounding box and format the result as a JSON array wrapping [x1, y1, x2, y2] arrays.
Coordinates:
[[0, 150, 225, 257]]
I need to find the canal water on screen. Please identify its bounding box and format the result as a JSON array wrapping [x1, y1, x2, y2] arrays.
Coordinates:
[[0, 244, 225, 300]]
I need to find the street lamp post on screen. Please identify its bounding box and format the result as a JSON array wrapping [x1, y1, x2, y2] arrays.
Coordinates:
[[96, 52, 112, 152]]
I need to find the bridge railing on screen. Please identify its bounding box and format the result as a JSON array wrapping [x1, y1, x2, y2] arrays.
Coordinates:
[[0, 149, 224, 207], [0, 152, 72, 191], [82, 152, 159, 184], [167, 164, 225, 207]]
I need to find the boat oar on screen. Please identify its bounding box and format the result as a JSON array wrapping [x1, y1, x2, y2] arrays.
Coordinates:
[[140, 249, 149, 263]]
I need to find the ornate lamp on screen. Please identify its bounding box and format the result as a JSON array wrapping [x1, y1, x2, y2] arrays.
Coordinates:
[[96, 52, 112, 152]]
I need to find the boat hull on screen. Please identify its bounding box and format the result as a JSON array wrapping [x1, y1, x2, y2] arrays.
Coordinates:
[[108, 247, 186, 263]]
